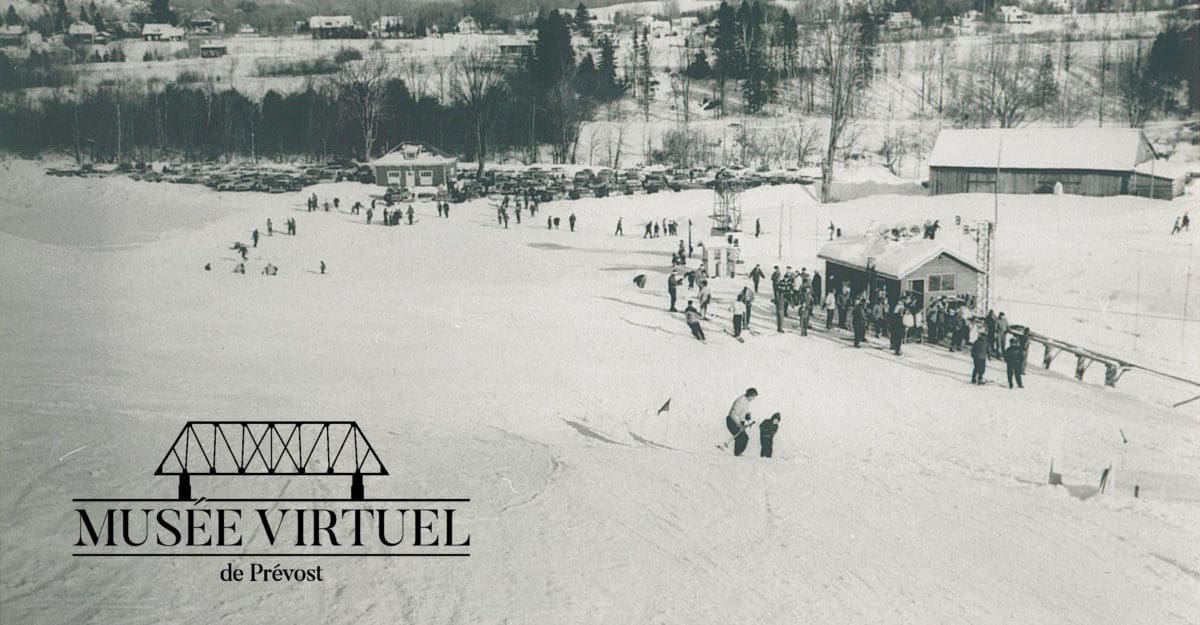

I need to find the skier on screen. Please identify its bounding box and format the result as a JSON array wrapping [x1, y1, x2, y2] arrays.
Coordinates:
[[234, 262, 245, 274], [204, 263, 211, 271], [996, 312, 1010, 353], [971, 328, 989, 384], [812, 271, 822, 303], [749, 264, 764, 293], [515, 206, 521, 224], [553, 217, 561, 229], [797, 288, 811, 336], [684, 301, 706, 341], [730, 299, 744, 338], [770, 266, 781, 298], [889, 301, 905, 355], [985, 309, 998, 357], [667, 269, 681, 312], [615, 218, 624, 236], [759, 413, 780, 458], [261, 263, 277, 276], [1183, 212, 1191, 231], [698, 282, 712, 319], [644, 222, 653, 238], [774, 291, 784, 334], [367, 209, 373, 225], [824, 290, 837, 330], [755, 218, 761, 238], [548, 216, 553, 230], [252, 229, 259, 248], [569, 214, 577, 232], [725, 388, 758, 457], [1172, 217, 1182, 234], [851, 296, 867, 348], [740, 285, 754, 326], [320, 260, 326, 275], [406, 205, 414, 225], [872, 298, 887, 338], [267, 219, 273, 236], [653, 222, 660, 237], [1003, 337, 1025, 389]]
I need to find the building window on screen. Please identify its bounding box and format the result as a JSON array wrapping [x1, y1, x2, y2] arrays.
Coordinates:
[[419, 170, 433, 186], [966, 171, 995, 193], [928, 274, 956, 292], [386, 170, 401, 184]]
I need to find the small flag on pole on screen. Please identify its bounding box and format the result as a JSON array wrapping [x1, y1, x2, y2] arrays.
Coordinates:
[[657, 399, 671, 415]]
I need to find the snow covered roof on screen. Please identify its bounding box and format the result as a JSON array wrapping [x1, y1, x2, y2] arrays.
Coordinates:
[[309, 16, 354, 29], [1132, 159, 1191, 180], [818, 236, 982, 280], [928, 128, 1155, 172], [373, 143, 457, 167], [142, 23, 184, 36], [68, 22, 97, 36]]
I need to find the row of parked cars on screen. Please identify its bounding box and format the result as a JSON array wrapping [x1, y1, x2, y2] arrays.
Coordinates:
[[54, 160, 378, 193], [452, 164, 815, 203]]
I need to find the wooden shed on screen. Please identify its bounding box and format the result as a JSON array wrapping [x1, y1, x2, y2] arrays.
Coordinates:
[[818, 235, 983, 311], [928, 128, 1181, 200], [371, 143, 457, 189]]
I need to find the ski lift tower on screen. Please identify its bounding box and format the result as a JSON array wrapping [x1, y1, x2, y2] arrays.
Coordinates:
[[963, 220, 994, 313], [710, 177, 745, 236]]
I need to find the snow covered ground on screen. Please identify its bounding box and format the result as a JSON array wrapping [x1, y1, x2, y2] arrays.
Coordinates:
[[1, 158, 1198, 624]]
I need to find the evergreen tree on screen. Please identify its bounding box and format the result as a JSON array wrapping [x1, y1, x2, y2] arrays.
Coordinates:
[[685, 49, 712, 79], [713, 0, 740, 115], [575, 52, 597, 99], [530, 9, 574, 90], [53, 0, 69, 32], [5, 5, 20, 26], [573, 3, 592, 38], [149, 0, 176, 25], [1035, 52, 1058, 111], [596, 34, 619, 100], [637, 26, 653, 120]]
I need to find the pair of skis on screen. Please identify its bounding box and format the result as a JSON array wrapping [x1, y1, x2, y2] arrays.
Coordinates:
[[717, 420, 756, 450]]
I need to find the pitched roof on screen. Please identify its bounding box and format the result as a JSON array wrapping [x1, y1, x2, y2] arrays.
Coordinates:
[[372, 143, 457, 167], [928, 128, 1154, 172], [818, 235, 982, 280], [142, 23, 184, 35]]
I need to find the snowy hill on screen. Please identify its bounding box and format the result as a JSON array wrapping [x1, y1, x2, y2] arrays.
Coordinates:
[[0, 159, 1197, 624]]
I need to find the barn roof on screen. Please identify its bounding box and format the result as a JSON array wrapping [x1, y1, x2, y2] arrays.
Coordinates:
[[818, 235, 982, 280], [928, 128, 1155, 172]]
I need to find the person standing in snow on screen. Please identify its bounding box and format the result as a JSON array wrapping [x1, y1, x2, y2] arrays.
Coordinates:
[[770, 266, 781, 298], [970, 328, 989, 384], [730, 299, 745, 338], [667, 269, 682, 312], [797, 288, 812, 336], [698, 282, 712, 319], [740, 285, 754, 327], [750, 264, 764, 293], [755, 219, 761, 238], [684, 301, 706, 341], [514, 205, 521, 224], [774, 291, 785, 333], [995, 312, 1010, 354], [320, 261, 326, 275], [569, 213, 577, 232], [824, 290, 837, 330], [366, 209, 373, 224], [1182, 212, 1190, 231], [1172, 217, 1181, 234], [252, 229, 259, 248], [851, 296, 867, 347], [644, 222, 653, 238], [759, 413, 780, 458], [872, 298, 887, 338], [1003, 337, 1025, 389], [985, 309, 998, 357], [725, 388, 758, 457], [812, 271, 822, 303], [406, 205, 414, 225], [267, 219, 273, 236], [615, 218, 623, 236], [889, 301, 905, 355]]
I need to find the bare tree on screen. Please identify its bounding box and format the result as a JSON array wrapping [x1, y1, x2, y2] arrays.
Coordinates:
[[335, 51, 393, 161], [814, 5, 873, 202], [452, 47, 509, 176], [962, 40, 1045, 129]]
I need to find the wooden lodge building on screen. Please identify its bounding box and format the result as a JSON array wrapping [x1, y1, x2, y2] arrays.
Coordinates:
[[818, 235, 984, 310], [928, 128, 1185, 200], [371, 143, 457, 189]]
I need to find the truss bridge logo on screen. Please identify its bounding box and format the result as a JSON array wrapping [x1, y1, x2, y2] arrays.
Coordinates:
[[72, 421, 470, 576]]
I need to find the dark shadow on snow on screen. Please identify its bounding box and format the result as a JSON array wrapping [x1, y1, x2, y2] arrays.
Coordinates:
[[561, 419, 628, 446]]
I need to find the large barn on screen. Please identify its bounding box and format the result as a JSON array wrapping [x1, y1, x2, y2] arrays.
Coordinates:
[[928, 128, 1184, 200], [818, 234, 984, 311]]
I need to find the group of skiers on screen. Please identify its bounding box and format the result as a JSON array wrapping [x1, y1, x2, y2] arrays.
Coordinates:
[[724, 388, 781, 458], [1170, 212, 1190, 234], [638, 219, 681, 238]]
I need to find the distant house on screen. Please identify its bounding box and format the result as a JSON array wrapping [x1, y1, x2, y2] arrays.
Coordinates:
[[308, 15, 357, 39], [199, 43, 227, 58], [457, 16, 480, 34], [674, 16, 699, 30], [142, 23, 185, 41], [67, 22, 98, 43], [188, 11, 223, 34], [819, 236, 984, 310], [372, 143, 457, 189], [999, 6, 1033, 23], [237, 25, 258, 36], [637, 16, 672, 37], [372, 15, 404, 37], [0, 24, 27, 46], [928, 128, 1182, 200], [885, 12, 918, 29], [499, 42, 533, 56]]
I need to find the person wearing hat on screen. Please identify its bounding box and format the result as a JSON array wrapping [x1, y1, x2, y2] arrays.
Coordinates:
[[684, 301, 705, 341], [725, 388, 758, 457], [667, 269, 682, 312], [759, 413, 781, 458]]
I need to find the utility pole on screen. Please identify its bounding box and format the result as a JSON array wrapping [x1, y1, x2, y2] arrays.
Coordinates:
[[777, 202, 783, 260]]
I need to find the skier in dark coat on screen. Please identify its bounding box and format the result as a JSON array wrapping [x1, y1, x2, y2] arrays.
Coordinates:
[[252, 229, 259, 247], [569, 214, 576, 231], [759, 413, 780, 458], [889, 302, 905, 355], [851, 297, 867, 347], [1003, 337, 1025, 389], [725, 388, 757, 457], [750, 264, 765, 293], [971, 329, 989, 384], [406, 206, 414, 225]]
